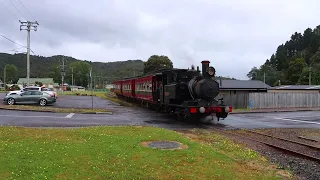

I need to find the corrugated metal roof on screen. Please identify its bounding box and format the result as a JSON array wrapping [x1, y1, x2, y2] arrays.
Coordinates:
[[17, 78, 54, 85], [218, 79, 270, 89], [270, 85, 320, 90]]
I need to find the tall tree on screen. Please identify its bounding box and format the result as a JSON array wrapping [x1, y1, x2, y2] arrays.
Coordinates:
[[68, 61, 91, 87], [4, 64, 18, 83], [247, 24, 320, 86], [143, 55, 173, 73], [275, 45, 288, 70], [286, 58, 307, 84]]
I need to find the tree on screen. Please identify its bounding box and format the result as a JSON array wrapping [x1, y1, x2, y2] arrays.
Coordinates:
[[247, 66, 259, 80], [286, 58, 307, 84], [4, 64, 18, 83], [68, 61, 91, 87], [143, 55, 173, 73], [246, 24, 320, 86]]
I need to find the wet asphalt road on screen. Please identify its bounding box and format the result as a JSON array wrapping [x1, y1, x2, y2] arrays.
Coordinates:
[[1, 92, 320, 129], [1, 107, 320, 130], [1, 93, 122, 111]]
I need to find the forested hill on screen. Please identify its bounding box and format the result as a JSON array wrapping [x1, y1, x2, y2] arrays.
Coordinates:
[[247, 25, 320, 86], [0, 53, 144, 84]]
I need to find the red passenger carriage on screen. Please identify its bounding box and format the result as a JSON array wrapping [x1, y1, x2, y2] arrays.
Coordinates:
[[134, 75, 154, 102], [122, 79, 135, 98]]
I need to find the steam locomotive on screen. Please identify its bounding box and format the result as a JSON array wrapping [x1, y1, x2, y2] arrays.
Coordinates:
[[112, 60, 232, 121]]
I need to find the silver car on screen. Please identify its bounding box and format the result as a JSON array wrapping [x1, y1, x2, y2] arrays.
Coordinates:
[[3, 90, 57, 106]]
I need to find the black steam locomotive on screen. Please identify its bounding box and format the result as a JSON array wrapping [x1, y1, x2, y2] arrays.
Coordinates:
[[157, 60, 232, 121]]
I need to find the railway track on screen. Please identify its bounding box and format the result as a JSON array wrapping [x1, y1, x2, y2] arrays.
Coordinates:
[[212, 127, 320, 163]]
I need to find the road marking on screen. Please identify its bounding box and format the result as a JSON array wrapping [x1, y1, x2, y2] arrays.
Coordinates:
[[274, 117, 320, 125], [65, 113, 75, 118]]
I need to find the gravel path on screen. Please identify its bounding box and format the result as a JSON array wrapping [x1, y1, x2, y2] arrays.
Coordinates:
[[231, 129, 320, 160], [220, 128, 320, 180]]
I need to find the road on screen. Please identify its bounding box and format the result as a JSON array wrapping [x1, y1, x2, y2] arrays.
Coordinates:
[[1, 92, 320, 129], [1, 92, 121, 111], [1, 108, 320, 130]]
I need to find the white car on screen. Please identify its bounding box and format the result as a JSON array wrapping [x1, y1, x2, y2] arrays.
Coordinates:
[[7, 86, 56, 98]]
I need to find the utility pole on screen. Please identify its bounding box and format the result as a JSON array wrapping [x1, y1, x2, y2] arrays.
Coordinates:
[[20, 20, 39, 87], [3, 64, 6, 89], [309, 65, 312, 85], [60, 57, 67, 91], [71, 67, 74, 86], [263, 72, 266, 88], [90, 67, 93, 109]]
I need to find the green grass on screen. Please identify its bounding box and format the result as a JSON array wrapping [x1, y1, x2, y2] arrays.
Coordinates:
[[0, 126, 291, 180]]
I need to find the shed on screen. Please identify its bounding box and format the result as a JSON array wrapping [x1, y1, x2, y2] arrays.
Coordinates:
[[218, 79, 270, 94], [17, 78, 55, 88], [268, 85, 320, 93]]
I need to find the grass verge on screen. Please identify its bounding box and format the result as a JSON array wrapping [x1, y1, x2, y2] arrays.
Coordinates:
[[0, 126, 291, 180], [0, 104, 111, 113]]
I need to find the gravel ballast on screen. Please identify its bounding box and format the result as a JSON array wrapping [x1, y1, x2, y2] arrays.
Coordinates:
[[220, 128, 320, 180]]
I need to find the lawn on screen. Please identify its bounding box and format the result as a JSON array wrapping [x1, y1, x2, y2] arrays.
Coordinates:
[[0, 126, 291, 180]]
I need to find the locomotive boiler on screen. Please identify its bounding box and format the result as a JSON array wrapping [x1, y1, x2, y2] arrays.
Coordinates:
[[160, 60, 231, 120]]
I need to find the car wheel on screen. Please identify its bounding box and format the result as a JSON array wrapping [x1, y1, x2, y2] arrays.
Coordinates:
[[7, 98, 15, 105], [39, 99, 47, 106]]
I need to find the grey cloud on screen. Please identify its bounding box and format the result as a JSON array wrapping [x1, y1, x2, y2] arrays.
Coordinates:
[[1, 0, 320, 79]]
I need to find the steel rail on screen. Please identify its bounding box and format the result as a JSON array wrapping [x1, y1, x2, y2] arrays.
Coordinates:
[[243, 129, 320, 150], [214, 128, 320, 163]]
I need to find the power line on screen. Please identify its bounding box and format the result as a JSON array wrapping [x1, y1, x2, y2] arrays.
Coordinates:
[[17, 0, 36, 21], [0, 0, 19, 20], [9, 0, 27, 20], [0, 34, 25, 48], [0, 33, 36, 54]]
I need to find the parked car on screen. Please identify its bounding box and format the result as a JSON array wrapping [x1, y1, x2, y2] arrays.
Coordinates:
[[3, 90, 56, 106], [6, 86, 57, 98], [43, 88, 58, 98]]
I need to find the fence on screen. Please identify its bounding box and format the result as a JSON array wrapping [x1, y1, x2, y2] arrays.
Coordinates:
[[249, 92, 320, 109], [220, 93, 250, 109], [220, 92, 320, 109]]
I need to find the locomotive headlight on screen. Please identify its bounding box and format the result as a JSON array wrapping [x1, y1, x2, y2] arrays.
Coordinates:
[[206, 66, 215, 76], [199, 107, 205, 113]]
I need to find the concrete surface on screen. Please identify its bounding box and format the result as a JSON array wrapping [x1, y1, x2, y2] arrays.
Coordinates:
[[53, 95, 122, 111], [1, 108, 320, 130], [1, 92, 119, 110], [1, 92, 320, 129]]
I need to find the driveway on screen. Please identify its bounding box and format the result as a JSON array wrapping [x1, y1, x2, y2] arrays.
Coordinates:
[[53, 95, 121, 111], [1, 92, 122, 112]]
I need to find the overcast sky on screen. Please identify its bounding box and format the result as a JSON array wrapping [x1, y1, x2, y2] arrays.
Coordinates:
[[1, 0, 320, 79]]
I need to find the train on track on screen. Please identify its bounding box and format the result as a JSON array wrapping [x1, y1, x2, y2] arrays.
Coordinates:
[[111, 60, 232, 121]]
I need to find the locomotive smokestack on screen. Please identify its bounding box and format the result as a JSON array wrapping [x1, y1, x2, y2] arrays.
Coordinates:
[[201, 60, 210, 78], [196, 66, 200, 72]]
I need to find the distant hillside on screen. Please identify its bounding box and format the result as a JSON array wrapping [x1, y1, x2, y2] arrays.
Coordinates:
[[0, 53, 144, 84], [0, 53, 236, 85]]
